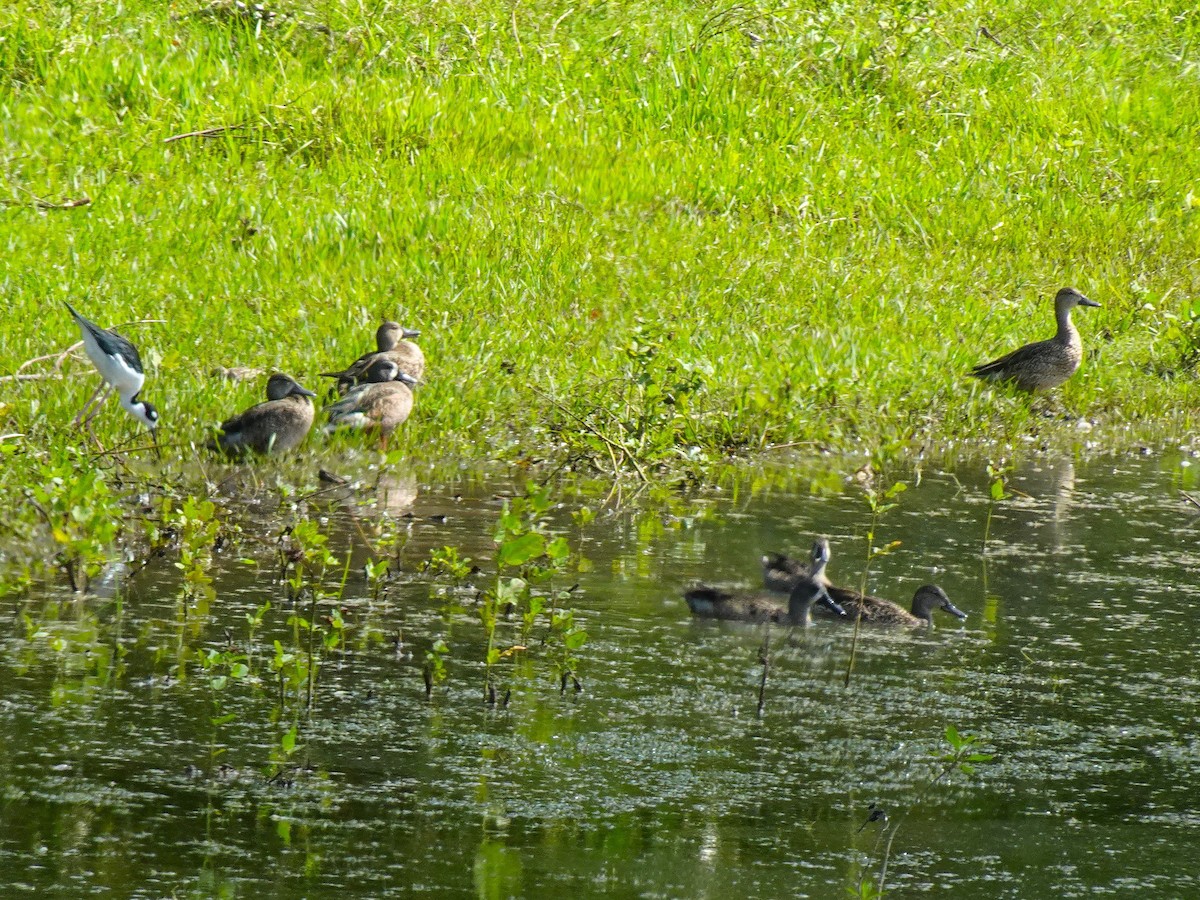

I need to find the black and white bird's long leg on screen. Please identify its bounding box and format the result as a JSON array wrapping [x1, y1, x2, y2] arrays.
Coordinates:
[[72, 381, 110, 428], [76, 384, 114, 430]]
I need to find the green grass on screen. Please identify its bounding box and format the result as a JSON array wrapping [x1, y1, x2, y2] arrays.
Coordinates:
[[2, 0, 1200, 574]]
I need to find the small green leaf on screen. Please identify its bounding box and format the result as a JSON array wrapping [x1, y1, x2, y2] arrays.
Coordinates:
[[565, 630, 588, 649], [499, 532, 545, 567]]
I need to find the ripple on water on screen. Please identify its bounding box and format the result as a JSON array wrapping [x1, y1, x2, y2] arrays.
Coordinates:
[[1, 455, 1198, 895]]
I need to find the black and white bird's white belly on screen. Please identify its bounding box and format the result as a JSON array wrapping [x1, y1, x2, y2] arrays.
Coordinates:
[[78, 327, 145, 398]]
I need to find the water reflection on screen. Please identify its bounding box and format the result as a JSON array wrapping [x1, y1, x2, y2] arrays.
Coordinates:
[[1, 454, 1198, 896]]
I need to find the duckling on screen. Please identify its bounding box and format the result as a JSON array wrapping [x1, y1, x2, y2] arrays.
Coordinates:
[[324, 360, 419, 444], [761, 552, 966, 627], [685, 539, 847, 626], [970, 287, 1100, 392], [209, 373, 317, 456], [320, 320, 424, 393], [63, 301, 159, 432]]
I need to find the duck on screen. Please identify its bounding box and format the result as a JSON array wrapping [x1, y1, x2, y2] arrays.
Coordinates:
[[324, 360, 419, 445], [761, 550, 814, 594], [63, 301, 159, 431], [685, 539, 847, 626], [320, 320, 424, 394], [970, 287, 1100, 392], [209, 373, 317, 456], [761, 550, 966, 627]]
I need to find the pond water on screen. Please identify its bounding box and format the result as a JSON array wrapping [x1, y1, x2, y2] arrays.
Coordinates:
[[2, 453, 1199, 897]]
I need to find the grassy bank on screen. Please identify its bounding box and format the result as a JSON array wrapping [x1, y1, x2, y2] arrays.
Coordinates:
[[2, 1, 1200, 581]]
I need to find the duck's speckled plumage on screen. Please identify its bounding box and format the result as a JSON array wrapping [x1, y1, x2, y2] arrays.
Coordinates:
[[321, 321, 424, 393], [970, 287, 1100, 392], [210, 373, 316, 456], [685, 539, 847, 626], [762, 551, 966, 627], [324, 360, 418, 436]]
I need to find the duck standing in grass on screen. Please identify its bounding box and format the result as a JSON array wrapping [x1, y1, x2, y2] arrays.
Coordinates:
[[209, 373, 317, 457], [761, 549, 966, 627], [685, 539, 847, 626], [321, 320, 424, 394], [63, 301, 159, 433], [324, 359, 419, 448], [970, 287, 1100, 392]]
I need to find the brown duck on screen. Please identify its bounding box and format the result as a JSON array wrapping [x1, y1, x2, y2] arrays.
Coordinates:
[[685, 539, 847, 626], [321, 320, 424, 394], [209, 373, 317, 456], [970, 287, 1100, 392], [324, 359, 419, 447], [762, 547, 966, 627]]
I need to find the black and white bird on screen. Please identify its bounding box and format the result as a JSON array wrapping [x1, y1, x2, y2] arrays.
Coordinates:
[[64, 301, 159, 432]]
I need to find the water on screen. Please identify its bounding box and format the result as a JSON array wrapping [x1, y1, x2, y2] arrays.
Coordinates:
[[2, 454, 1199, 897]]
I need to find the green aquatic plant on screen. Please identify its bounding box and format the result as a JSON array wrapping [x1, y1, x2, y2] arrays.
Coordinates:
[[844, 478, 906, 687], [244, 598, 272, 670], [278, 518, 344, 710], [195, 643, 251, 772], [571, 506, 596, 574], [853, 725, 994, 898], [479, 485, 580, 702], [756, 631, 772, 717], [26, 462, 122, 594], [363, 557, 389, 604], [423, 638, 450, 699], [983, 459, 1013, 555], [270, 637, 309, 707], [427, 545, 475, 583], [364, 516, 412, 602], [548, 603, 588, 694], [163, 495, 222, 605]]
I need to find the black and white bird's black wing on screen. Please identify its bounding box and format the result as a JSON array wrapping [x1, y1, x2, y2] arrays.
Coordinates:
[[65, 301, 145, 375]]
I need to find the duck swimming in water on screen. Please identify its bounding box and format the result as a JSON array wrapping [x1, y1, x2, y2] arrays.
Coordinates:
[[685, 539, 847, 626], [761, 548, 966, 627]]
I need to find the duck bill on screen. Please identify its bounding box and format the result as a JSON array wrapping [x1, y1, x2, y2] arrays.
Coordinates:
[[818, 589, 847, 618], [1079, 295, 1100, 308], [295, 385, 318, 398], [402, 328, 421, 339], [944, 602, 968, 620]]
